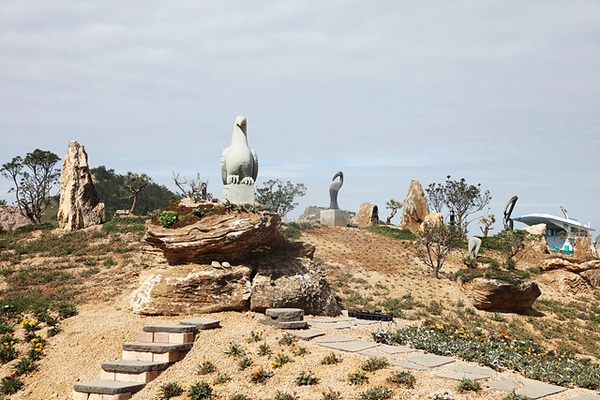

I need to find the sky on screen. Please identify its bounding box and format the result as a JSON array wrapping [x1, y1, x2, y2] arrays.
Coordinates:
[[1, 1, 598, 235]]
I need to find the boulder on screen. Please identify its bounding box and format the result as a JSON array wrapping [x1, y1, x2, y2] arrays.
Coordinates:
[[352, 202, 379, 228], [539, 258, 600, 273], [399, 180, 429, 232], [133, 207, 341, 316], [537, 270, 591, 296], [129, 264, 252, 315], [523, 224, 549, 253], [581, 269, 600, 288], [57, 141, 104, 231], [460, 277, 541, 311], [144, 211, 286, 265], [574, 237, 597, 260], [0, 206, 31, 232], [420, 212, 444, 230]]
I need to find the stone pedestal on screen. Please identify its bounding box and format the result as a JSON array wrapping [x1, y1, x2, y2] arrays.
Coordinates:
[[320, 209, 348, 228], [222, 184, 255, 204]]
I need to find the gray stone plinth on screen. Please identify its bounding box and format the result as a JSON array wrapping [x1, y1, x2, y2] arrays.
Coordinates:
[[101, 360, 171, 373], [73, 380, 145, 395], [143, 325, 197, 333], [407, 353, 455, 368], [320, 209, 348, 227], [179, 318, 221, 330], [122, 342, 193, 353], [516, 378, 566, 399], [222, 184, 255, 204], [265, 308, 304, 321]]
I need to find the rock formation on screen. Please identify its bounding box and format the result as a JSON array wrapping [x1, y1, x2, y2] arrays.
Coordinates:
[[420, 211, 444, 230], [131, 203, 341, 316], [399, 180, 429, 232], [0, 206, 31, 232], [537, 270, 591, 296], [352, 202, 379, 228], [574, 237, 597, 260], [460, 278, 541, 312], [57, 141, 104, 231]]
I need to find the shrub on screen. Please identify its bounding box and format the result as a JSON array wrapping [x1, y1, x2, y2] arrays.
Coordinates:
[[458, 377, 481, 392], [58, 303, 77, 319], [365, 225, 416, 240], [213, 372, 231, 385], [197, 360, 216, 375], [12, 356, 35, 376], [361, 357, 389, 372], [250, 367, 273, 383], [295, 370, 318, 386], [247, 330, 262, 342], [348, 370, 368, 385], [388, 371, 416, 388], [158, 382, 183, 399], [358, 386, 393, 400], [229, 395, 250, 400], [321, 352, 343, 365], [158, 211, 178, 228], [321, 390, 343, 400], [224, 341, 246, 357], [257, 342, 272, 356], [271, 352, 292, 368], [0, 335, 18, 363], [0, 374, 23, 395], [274, 390, 299, 400], [187, 381, 213, 400], [278, 333, 297, 346], [238, 355, 253, 370]]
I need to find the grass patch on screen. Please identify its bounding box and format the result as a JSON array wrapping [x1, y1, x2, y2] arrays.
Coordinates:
[[365, 225, 416, 240]]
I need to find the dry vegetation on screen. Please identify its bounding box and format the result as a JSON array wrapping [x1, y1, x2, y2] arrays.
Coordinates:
[[0, 219, 599, 399]]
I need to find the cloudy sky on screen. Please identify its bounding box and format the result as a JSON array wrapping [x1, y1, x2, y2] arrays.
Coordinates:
[[1, 1, 598, 234]]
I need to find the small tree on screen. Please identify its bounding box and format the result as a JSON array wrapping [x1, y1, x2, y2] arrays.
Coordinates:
[[385, 199, 403, 225], [478, 214, 496, 237], [172, 172, 212, 201], [0, 149, 61, 224], [416, 222, 463, 278], [425, 175, 491, 234], [496, 229, 527, 269], [255, 179, 306, 216], [124, 172, 152, 214]]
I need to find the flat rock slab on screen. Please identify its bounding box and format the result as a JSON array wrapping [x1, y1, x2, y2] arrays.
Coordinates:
[[265, 308, 304, 321], [572, 395, 600, 400], [179, 318, 221, 330], [318, 339, 379, 353], [310, 321, 356, 329], [101, 360, 171, 373], [353, 319, 383, 325], [376, 344, 415, 354], [516, 379, 566, 399], [390, 359, 431, 371], [288, 330, 325, 340], [359, 349, 391, 358], [122, 342, 193, 353], [306, 318, 356, 324], [435, 371, 492, 381], [489, 380, 518, 392], [316, 335, 357, 344], [407, 354, 455, 368], [490, 379, 519, 392], [143, 324, 197, 333], [74, 380, 145, 395], [453, 364, 495, 377], [260, 318, 308, 329]]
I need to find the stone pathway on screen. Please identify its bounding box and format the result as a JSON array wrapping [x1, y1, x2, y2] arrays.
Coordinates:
[[295, 316, 600, 400]]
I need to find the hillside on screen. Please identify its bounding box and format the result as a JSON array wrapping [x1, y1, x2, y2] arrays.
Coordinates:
[[0, 220, 599, 399]]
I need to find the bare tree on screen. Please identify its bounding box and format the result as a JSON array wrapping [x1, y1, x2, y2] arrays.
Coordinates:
[[416, 222, 463, 278], [124, 172, 152, 214], [478, 214, 496, 237], [172, 172, 211, 201]]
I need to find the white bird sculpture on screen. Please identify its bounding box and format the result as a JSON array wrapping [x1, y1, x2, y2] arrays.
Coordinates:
[[220, 116, 258, 186]]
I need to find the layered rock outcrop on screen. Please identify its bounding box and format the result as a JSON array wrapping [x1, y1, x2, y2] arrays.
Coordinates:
[[131, 205, 341, 316], [460, 277, 541, 311], [399, 180, 429, 232], [0, 206, 30, 232], [352, 202, 379, 228], [57, 141, 104, 231]]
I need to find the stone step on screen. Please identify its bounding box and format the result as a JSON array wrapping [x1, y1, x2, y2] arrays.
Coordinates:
[[143, 324, 197, 333], [265, 308, 304, 322], [73, 380, 145, 400], [100, 360, 171, 383], [260, 318, 308, 329], [122, 342, 193, 363], [137, 328, 195, 344], [179, 318, 221, 330]]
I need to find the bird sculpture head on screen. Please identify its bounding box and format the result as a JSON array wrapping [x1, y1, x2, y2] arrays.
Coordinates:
[[235, 115, 247, 134]]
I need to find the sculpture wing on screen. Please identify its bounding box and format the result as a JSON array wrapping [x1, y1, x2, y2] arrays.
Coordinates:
[[220, 147, 229, 185], [251, 148, 258, 182]]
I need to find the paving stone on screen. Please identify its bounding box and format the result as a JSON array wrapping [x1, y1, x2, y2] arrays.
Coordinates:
[[122, 342, 193, 353], [306, 318, 356, 324], [143, 325, 196, 333], [101, 360, 171, 373], [390, 359, 431, 371], [288, 330, 325, 340], [489, 380, 518, 392], [358, 349, 390, 358], [453, 364, 495, 377], [316, 335, 356, 344], [310, 321, 356, 329], [179, 318, 220, 330], [260, 318, 308, 329], [73, 380, 145, 395], [376, 344, 415, 354], [435, 371, 492, 381], [265, 308, 304, 321], [516, 378, 567, 399], [353, 319, 383, 325], [571, 394, 600, 400], [407, 354, 455, 368], [318, 339, 380, 353]]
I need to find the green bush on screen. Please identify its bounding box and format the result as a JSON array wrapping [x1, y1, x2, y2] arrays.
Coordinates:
[[365, 225, 416, 240], [158, 211, 178, 228], [358, 386, 393, 400], [157, 381, 183, 399], [187, 381, 213, 400]]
